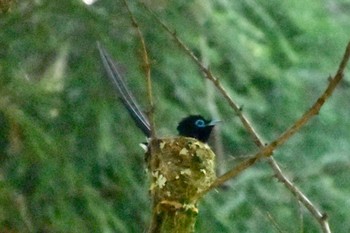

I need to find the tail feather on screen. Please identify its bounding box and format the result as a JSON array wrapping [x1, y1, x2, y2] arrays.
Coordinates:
[[97, 42, 151, 137]]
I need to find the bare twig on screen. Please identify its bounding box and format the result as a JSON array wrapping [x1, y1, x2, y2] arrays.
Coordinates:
[[258, 207, 287, 233], [269, 158, 331, 233], [143, 5, 350, 232], [256, 42, 350, 159], [123, 0, 156, 139]]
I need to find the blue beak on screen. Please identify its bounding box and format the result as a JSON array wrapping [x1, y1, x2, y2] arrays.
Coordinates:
[[208, 119, 221, 126]]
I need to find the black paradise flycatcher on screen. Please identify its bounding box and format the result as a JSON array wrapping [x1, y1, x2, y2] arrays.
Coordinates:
[[97, 42, 218, 233]]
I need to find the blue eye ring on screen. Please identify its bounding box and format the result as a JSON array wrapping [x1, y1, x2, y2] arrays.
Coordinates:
[[195, 119, 205, 128]]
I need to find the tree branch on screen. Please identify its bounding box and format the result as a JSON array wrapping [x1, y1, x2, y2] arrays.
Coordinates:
[[256, 42, 350, 159]]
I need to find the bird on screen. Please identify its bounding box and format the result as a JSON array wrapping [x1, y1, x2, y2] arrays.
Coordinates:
[[97, 43, 219, 231], [97, 42, 219, 142]]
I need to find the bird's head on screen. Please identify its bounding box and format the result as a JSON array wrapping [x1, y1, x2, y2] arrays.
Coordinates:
[[176, 115, 220, 142]]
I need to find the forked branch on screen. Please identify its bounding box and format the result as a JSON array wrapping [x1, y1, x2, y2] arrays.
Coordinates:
[[144, 4, 350, 233]]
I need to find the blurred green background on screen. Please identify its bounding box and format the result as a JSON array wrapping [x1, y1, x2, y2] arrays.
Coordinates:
[[1, 0, 350, 232]]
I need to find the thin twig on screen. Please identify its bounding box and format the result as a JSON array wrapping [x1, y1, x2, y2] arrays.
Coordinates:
[[269, 158, 331, 233], [123, 0, 156, 139], [256, 42, 350, 159], [259, 208, 287, 233]]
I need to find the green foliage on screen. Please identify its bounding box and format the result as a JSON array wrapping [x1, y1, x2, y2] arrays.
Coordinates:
[[1, 0, 350, 232]]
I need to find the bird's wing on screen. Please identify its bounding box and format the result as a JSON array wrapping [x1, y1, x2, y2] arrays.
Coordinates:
[[97, 42, 151, 137]]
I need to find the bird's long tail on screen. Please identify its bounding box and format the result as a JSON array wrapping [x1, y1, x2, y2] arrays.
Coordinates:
[[97, 42, 151, 137]]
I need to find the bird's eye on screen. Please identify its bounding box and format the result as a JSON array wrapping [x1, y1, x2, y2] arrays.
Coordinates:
[[195, 119, 205, 127]]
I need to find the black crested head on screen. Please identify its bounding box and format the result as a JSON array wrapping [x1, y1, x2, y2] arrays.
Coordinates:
[[176, 115, 219, 142]]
